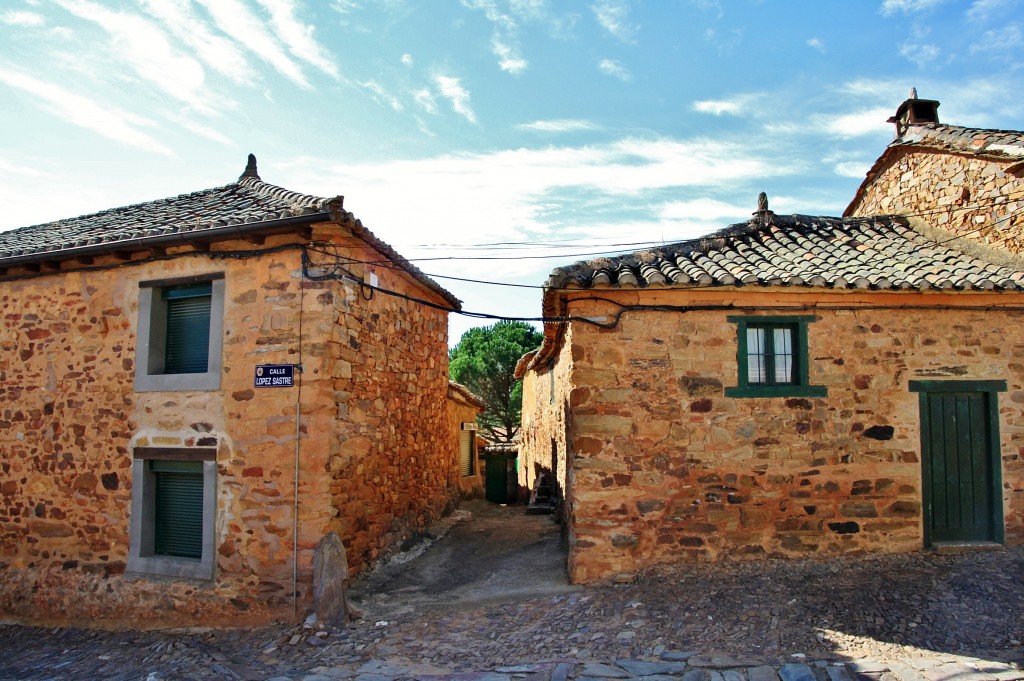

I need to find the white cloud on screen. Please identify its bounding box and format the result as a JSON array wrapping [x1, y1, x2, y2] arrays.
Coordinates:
[[331, 0, 361, 13], [195, 0, 312, 88], [401, 53, 414, 66], [659, 198, 749, 222], [414, 88, 438, 114], [692, 93, 762, 116], [0, 67, 174, 156], [493, 37, 528, 74], [899, 41, 941, 67], [880, 0, 945, 15], [462, 0, 529, 75], [833, 161, 871, 178], [591, 0, 638, 43], [516, 119, 599, 132], [255, 0, 340, 79], [807, 37, 825, 52], [970, 24, 1024, 55], [598, 58, 632, 81], [140, 0, 253, 86], [816, 108, 893, 137], [1, 10, 45, 26], [433, 74, 477, 123], [56, 0, 216, 114], [966, 0, 1011, 22], [162, 111, 234, 145], [360, 80, 404, 112]]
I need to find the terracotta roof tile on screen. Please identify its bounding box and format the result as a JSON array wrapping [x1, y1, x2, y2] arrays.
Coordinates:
[[544, 213, 1024, 293], [0, 160, 462, 309], [0, 176, 334, 262]]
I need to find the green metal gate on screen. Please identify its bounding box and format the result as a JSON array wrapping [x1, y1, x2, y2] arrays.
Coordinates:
[[911, 380, 1005, 546]]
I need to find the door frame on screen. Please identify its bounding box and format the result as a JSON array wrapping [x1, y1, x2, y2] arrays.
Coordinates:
[[909, 379, 1006, 547]]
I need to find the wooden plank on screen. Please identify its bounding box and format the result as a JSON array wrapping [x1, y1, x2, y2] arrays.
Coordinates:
[[955, 394, 974, 534], [968, 393, 992, 538], [943, 394, 961, 536], [928, 394, 948, 537]]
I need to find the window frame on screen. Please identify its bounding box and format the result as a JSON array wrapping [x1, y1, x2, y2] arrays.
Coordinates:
[[724, 315, 827, 399], [135, 274, 225, 392], [127, 447, 217, 580]]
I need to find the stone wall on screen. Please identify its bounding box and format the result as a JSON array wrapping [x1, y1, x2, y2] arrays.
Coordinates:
[[0, 235, 338, 627], [321, 232, 458, 576], [848, 148, 1024, 254], [449, 390, 485, 498], [0, 222, 458, 627], [519, 327, 573, 514], [556, 289, 1024, 583]]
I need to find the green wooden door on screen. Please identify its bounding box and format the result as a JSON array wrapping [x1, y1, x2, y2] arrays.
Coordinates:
[[482, 454, 516, 504], [921, 391, 995, 543]]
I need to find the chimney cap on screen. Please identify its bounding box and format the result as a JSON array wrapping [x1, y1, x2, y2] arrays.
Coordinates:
[[888, 89, 940, 137], [239, 153, 260, 181]]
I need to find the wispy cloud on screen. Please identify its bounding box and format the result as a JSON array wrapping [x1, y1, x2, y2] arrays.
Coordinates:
[[462, 0, 529, 74], [966, 0, 1011, 22], [516, 119, 599, 132], [659, 198, 749, 222], [815, 107, 892, 137], [970, 24, 1024, 56], [598, 58, 632, 81], [1, 10, 45, 26], [331, 0, 361, 13], [591, 0, 638, 43], [692, 93, 762, 116], [880, 0, 945, 15], [833, 161, 870, 178], [162, 111, 234, 145], [433, 74, 477, 123], [401, 53, 414, 66], [255, 0, 340, 79], [492, 36, 528, 74], [807, 37, 826, 52], [414, 88, 438, 114], [139, 0, 253, 86], [899, 40, 940, 67], [56, 0, 216, 114], [0, 67, 174, 156], [194, 0, 312, 88], [360, 80, 404, 112]]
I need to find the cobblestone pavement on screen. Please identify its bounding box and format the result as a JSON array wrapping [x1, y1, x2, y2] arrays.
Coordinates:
[[2, 514, 1022, 680]]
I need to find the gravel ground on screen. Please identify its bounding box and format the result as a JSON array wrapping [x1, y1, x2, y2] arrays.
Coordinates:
[[1, 503, 1022, 680]]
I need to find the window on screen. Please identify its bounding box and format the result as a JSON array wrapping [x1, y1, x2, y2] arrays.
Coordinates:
[[724, 315, 826, 398], [127, 447, 216, 580], [460, 423, 478, 476], [135, 274, 225, 392]]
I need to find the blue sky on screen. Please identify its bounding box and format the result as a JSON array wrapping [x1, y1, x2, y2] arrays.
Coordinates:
[[1, 0, 1022, 342]]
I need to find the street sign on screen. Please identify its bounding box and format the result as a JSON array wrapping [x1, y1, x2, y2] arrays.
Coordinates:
[[254, 364, 295, 388]]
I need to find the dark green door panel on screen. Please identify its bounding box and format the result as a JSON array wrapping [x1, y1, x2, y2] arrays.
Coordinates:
[[921, 391, 995, 543]]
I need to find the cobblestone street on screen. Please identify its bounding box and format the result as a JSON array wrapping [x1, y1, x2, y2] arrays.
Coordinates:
[[2, 505, 1022, 680]]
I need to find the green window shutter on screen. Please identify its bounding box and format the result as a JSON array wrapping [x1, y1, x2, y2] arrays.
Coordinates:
[[163, 284, 212, 374], [151, 460, 204, 559]]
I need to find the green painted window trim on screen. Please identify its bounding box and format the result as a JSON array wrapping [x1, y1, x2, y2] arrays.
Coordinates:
[[913, 380, 1005, 547], [724, 315, 826, 399], [909, 379, 1007, 393]]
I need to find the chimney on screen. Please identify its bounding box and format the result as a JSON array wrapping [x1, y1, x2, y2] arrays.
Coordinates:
[[888, 87, 940, 138]]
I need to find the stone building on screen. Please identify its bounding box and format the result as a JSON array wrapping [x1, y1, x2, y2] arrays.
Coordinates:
[[845, 92, 1024, 254], [0, 156, 479, 627], [518, 202, 1024, 583], [449, 381, 487, 498]]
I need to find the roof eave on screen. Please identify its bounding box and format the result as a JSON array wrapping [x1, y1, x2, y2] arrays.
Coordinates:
[[0, 211, 331, 269]]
